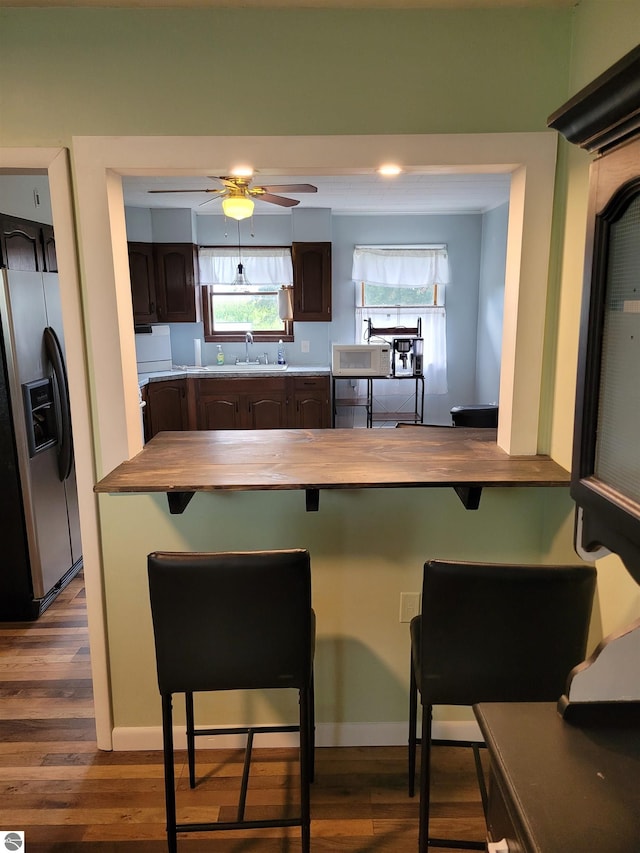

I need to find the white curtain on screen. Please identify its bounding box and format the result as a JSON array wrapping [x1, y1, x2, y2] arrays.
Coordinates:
[[199, 247, 293, 285], [352, 246, 450, 286], [353, 246, 449, 395]]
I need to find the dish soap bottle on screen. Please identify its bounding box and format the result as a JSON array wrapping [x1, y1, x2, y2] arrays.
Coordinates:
[[277, 339, 286, 365], [216, 345, 225, 365]]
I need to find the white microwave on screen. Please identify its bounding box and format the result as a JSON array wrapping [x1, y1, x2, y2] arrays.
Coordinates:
[[332, 344, 391, 377]]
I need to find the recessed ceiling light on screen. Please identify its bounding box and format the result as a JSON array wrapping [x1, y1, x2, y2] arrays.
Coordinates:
[[231, 166, 254, 177], [378, 164, 403, 176]]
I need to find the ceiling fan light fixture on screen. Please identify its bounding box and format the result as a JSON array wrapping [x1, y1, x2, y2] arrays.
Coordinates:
[[222, 195, 255, 220]]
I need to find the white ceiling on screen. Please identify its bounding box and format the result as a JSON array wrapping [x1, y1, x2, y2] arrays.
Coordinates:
[[123, 171, 512, 216]]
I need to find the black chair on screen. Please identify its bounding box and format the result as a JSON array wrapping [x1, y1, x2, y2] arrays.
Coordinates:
[[147, 549, 315, 853], [408, 559, 596, 851]]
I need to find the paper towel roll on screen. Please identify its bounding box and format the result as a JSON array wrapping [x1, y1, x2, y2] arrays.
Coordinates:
[[194, 338, 202, 367], [278, 286, 294, 321]]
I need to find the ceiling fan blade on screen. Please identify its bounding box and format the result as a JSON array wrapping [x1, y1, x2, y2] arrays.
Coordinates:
[[259, 193, 300, 207], [148, 188, 224, 194], [259, 183, 317, 194], [198, 196, 223, 208]]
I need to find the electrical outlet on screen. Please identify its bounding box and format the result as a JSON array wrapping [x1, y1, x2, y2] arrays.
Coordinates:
[[399, 592, 421, 623], [301, 340, 310, 353]]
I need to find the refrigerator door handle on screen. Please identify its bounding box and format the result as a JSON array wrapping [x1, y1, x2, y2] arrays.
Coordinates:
[[43, 326, 73, 482]]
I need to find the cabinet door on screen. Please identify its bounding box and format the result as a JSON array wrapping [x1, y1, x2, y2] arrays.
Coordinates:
[[128, 242, 157, 323], [292, 241, 332, 321], [154, 243, 200, 323], [146, 380, 189, 439], [196, 380, 243, 429], [41, 225, 57, 272], [141, 384, 150, 443], [245, 388, 288, 429], [195, 377, 288, 430], [0, 214, 44, 271], [290, 376, 330, 428]]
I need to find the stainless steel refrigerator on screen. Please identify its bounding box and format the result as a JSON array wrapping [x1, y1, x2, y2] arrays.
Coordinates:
[[0, 267, 82, 619]]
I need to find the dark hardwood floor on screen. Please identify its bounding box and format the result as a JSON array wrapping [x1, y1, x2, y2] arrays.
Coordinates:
[[0, 574, 486, 851]]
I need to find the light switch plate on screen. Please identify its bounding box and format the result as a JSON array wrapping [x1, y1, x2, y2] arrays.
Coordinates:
[[399, 592, 421, 623]]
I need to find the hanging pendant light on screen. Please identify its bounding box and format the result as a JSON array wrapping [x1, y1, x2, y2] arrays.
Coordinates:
[[233, 262, 250, 287], [232, 221, 250, 287]]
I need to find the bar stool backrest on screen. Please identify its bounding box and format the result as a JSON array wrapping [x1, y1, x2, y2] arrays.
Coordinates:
[[147, 549, 312, 695], [418, 559, 597, 706]]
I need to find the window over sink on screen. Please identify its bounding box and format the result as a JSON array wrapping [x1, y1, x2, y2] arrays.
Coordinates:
[[199, 245, 294, 342]]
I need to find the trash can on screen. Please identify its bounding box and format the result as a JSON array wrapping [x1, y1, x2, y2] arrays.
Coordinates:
[[450, 405, 498, 428]]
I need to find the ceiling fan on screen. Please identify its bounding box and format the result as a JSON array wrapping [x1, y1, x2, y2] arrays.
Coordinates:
[[148, 175, 317, 219]]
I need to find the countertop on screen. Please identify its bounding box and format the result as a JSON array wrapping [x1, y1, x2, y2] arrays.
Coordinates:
[[138, 365, 330, 386], [94, 427, 570, 513]]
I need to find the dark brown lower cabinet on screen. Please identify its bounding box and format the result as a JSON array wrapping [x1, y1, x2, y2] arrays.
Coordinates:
[[290, 375, 331, 428], [194, 375, 330, 431], [145, 379, 190, 440], [143, 374, 330, 437], [196, 379, 284, 430]]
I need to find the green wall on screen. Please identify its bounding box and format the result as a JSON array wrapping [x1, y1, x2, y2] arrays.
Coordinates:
[[2, 1, 639, 741], [1, 7, 571, 143]]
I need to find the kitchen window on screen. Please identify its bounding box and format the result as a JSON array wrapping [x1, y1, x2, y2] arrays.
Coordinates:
[[353, 246, 449, 394], [199, 246, 294, 342]]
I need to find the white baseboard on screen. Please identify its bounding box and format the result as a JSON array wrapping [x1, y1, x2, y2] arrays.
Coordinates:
[[111, 719, 483, 751]]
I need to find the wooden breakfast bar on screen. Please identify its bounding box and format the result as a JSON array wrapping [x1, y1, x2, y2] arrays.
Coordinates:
[[94, 427, 570, 512]]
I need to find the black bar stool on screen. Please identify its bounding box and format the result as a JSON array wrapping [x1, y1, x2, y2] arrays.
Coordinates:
[[147, 548, 315, 853], [408, 559, 596, 851]]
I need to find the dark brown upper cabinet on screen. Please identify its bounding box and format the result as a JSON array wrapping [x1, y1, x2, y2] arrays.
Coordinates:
[[0, 214, 56, 272], [154, 243, 200, 323], [548, 45, 640, 584], [292, 241, 331, 322], [128, 242, 201, 325], [128, 242, 157, 323]]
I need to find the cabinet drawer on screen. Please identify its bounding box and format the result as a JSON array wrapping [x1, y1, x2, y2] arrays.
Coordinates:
[[291, 375, 328, 390]]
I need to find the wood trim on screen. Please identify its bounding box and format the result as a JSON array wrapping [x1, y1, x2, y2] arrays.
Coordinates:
[[547, 45, 640, 154]]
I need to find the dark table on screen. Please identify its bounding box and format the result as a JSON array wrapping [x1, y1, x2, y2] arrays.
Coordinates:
[[474, 702, 640, 852]]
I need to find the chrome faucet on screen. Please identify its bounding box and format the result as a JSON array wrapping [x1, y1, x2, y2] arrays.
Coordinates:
[[244, 330, 253, 362]]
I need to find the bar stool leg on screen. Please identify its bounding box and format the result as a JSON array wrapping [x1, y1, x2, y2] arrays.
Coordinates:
[[161, 694, 178, 853], [408, 658, 418, 797], [299, 687, 311, 853], [185, 691, 196, 788], [418, 705, 432, 853]]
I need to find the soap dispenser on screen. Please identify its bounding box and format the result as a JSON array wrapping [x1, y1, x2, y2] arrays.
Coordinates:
[[216, 345, 225, 365], [277, 339, 286, 365]]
